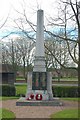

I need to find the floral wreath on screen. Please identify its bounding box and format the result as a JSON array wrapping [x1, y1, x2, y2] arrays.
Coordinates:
[[36, 94, 42, 100], [26, 93, 42, 100]]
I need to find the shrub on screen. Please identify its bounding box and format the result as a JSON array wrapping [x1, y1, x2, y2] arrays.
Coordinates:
[[52, 86, 78, 97], [1, 84, 16, 96]]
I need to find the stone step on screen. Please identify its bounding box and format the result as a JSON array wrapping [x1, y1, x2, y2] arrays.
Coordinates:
[[16, 97, 63, 106]]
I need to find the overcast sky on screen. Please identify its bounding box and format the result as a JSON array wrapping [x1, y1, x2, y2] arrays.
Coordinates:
[[0, 0, 58, 39], [0, 0, 58, 21], [0, 0, 79, 40], [0, 0, 78, 18]]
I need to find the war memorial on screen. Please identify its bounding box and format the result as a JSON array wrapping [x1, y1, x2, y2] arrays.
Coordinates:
[[16, 10, 62, 106]]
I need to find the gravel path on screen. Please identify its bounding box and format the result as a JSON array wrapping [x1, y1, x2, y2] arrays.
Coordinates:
[[1, 100, 78, 118]]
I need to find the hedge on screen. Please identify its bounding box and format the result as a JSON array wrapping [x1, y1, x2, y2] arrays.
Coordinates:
[[0, 85, 16, 96], [0, 84, 79, 97], [52, 86, 78, 97]]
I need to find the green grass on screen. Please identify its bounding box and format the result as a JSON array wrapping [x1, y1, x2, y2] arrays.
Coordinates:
[[1, 97, 80, 101], [0, 108, 2, 119], [50, 109, 80, 119], [15, 84, 27, 95], [0, 96, 19, 101], [0, 97, 2, 101], [16, 77, 25, 80], [61, 77, 78, 81], [0, 108, 16, 119], [53, 77, 78, 81], [61, 97, 80, 101]]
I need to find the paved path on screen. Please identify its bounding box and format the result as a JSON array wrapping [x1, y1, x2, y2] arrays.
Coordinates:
[[1, 100, 78, 118]]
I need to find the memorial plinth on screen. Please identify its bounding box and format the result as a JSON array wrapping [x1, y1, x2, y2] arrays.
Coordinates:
[[16, 10, 62, 106], [16, 97, 62, 106]]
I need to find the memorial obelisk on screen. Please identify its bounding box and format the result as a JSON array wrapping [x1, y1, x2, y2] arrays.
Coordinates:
[[25, 10, 53, 100], [32, 10, 48, 100], [33, 10, 46, 72], [16, 10, 62, 106]]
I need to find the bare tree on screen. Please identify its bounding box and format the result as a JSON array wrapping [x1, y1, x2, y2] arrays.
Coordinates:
[[2, 36, 35, 80], [11, 0, 79, 81], [15, 37, 35, 80], [0, 14, 9, 30], [45, 30, 73, 81], [0, 13, 10, 66], [45, 0, 79, 82]]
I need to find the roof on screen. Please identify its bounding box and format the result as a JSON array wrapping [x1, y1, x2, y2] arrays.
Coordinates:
[[0, 64, 13, 73]]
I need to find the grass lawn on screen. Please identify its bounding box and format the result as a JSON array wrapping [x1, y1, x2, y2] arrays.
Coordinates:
[[53, 77, 78, 81], [1, 96, 79, 101], [0, 96, 19, 101], [15, 84, 27, 96], [61, 97, 80, 101], [50, 109, 80, 119], [0, 108, 16, 119], [60, 77, 78, 81], [16, 77, 25, 80]]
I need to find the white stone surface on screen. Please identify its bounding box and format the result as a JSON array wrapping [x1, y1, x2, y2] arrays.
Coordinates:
[[36, 10, 44, 57], [33, 10, 46, 72], [26, 72, 32, 94], [47, 72, 53, 100]]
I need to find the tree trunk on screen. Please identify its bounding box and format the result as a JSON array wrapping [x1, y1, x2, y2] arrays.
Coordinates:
[[78, 27, 80, 97], [58, 73, 60, 82], [23, 56, 26, 80]]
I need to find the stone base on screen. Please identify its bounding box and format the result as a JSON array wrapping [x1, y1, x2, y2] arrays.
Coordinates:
[[26, 72, 53, 101], [26, 90, 51, 101], [16, 97, 63, 106]]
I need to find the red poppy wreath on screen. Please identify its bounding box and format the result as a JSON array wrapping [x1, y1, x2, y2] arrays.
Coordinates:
[[36, 94, 42, 100]]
